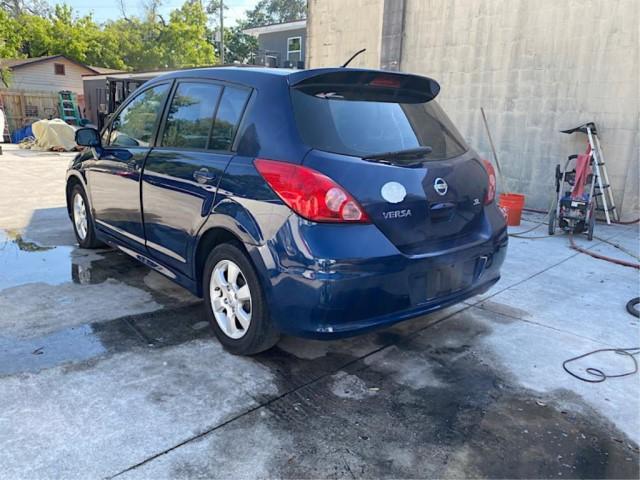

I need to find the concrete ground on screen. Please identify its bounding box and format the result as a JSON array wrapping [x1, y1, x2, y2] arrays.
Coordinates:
[[1, 143, 638, 479]]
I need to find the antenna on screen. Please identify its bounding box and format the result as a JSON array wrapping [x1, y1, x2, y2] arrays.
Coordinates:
[[341, 49, 366, 68]]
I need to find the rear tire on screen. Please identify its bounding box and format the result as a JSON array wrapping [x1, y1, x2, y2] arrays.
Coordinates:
[[70, 184, 101, 248], [203, 243, 279, 355]]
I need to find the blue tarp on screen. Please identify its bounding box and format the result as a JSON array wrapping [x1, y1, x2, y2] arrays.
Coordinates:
[[11, 125, 33, 144]]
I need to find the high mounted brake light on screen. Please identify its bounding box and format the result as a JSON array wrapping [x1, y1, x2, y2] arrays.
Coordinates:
[[481, 159, 497, 204], [289, 70, 440, 104], [369, 76, 402, 88], [254, 159, 370, 223]]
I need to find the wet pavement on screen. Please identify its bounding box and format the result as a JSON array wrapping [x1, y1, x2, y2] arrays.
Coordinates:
[[0, 144, 638, 478]]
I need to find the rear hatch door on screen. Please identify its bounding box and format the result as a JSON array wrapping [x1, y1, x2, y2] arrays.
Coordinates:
[[290, 70, 489, 255]]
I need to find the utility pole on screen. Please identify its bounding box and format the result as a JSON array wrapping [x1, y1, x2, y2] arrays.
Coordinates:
[[219, 0, 225, 65]]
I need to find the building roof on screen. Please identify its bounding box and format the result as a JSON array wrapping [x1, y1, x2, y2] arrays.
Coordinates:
[[88, 66, 124, 74], [0, 55, 102, 73], [243, 19, 306, 36]]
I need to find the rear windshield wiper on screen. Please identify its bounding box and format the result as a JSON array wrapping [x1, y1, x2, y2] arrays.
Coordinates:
[[362, 146, 433, 165]]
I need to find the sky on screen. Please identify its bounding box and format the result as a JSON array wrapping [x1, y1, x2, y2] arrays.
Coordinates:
[[50, 0, 260, 25]]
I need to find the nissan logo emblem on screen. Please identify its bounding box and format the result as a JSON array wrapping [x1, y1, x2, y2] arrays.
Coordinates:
[[434, 177, 448, 196]]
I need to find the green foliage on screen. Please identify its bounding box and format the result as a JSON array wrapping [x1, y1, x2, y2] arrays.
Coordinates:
[[1, 0, 305, 74], [1, 0, 216, 71], [164, 0, 215, 68], [242, 0, 306, 28], [221, 25, 258, 64], [0, 9, 23, 58], [0, 9, 22, 85]]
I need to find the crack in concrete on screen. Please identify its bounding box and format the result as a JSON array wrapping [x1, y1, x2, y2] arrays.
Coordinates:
[[107, 236, 615, 478], [107, 306, 470, 478]]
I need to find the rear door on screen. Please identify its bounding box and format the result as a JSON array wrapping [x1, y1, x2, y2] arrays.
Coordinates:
[[290, 72, 489, 256], [142, 80, 251, 274]]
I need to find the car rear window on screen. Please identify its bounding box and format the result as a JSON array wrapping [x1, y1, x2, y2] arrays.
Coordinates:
[[291, 88, 468, 160]]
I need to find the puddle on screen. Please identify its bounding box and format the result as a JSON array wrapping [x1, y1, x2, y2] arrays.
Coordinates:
[[0, 325, 106, 376], [0, 303, 209, 377], [0, 229, 75, 290], [0, 229, 197, 305]]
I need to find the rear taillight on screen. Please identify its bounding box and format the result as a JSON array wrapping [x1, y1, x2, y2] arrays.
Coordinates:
[[254, 159, 370, 223], [481, 159, 496, 204]]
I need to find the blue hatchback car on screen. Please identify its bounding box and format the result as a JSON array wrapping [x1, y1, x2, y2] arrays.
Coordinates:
[[68, 66, 507, 355]]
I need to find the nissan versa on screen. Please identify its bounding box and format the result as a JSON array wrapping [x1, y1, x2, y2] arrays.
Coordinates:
[[67, 67, 508, 355]]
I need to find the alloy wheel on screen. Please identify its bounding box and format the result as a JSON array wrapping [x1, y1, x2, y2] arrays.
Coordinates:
[[73, 193, 88, 241], [210, 259, 252, 339]]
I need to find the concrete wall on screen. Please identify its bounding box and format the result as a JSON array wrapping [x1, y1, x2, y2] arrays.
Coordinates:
[[307, 0, 384, 69], [307, 0, 639, 220], [258, 28, 307, 67], [5, 58, 95, 95]]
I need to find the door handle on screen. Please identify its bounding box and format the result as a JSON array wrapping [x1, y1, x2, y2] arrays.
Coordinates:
[[193, 168, 216, 184]]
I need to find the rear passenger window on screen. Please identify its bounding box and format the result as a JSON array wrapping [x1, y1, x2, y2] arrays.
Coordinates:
[[162, 82, 222, 149], [209, 86, 250, 151]]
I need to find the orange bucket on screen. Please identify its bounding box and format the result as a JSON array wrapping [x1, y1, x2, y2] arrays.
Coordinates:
[[499, 193, 525, 226]]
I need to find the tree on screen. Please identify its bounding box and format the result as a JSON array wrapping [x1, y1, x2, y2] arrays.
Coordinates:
[[102, 0, 215, 70], [242, 0, 306, 28], [0, 0, 50, 17], [163, 0, 215, 67], [222, 25, 258, 64], [0, 9, 22, 58], [0, 9, 22, 85], [1, 0, 217, 73]]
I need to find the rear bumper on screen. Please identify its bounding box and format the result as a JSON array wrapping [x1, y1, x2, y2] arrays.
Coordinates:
[[251, 205, 508, 339]]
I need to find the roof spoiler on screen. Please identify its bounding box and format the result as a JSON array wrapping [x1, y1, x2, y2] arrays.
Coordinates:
[[288, 69, 440, 103]]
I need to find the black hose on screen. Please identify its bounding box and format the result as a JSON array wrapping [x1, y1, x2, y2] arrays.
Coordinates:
[[563, 347, 640, 383], [562, 299, 640, 382]]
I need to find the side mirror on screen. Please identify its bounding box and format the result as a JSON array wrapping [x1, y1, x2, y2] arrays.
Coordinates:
[[75, 127, 101, 148]]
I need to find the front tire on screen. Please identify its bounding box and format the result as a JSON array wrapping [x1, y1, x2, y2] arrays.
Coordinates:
[[203, 243, 279, 355], [70, 185, 101, 248]]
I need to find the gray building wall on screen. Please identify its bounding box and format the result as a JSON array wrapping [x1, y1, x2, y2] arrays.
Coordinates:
[[257, 28, 306, 67], [307, 0, 639, 220]]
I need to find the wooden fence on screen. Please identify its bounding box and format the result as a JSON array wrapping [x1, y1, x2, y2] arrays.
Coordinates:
[[0, 89, 60, 136]]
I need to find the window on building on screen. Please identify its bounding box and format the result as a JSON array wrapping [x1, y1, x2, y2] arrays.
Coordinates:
[[25, 105, 39, 117], [54, 63, 65, 75], [287, 37, 302, 64]]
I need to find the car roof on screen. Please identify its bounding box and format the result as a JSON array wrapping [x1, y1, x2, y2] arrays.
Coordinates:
[[145, 66, 427, 89], [147, 66, 299, 87]]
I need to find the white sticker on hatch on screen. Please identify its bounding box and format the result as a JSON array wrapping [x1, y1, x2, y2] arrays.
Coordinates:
[[381, 182, 407, 204]]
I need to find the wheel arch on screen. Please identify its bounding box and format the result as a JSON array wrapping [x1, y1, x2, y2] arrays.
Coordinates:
[[65, 172, 89, 218], [194, 226, 251, 297]]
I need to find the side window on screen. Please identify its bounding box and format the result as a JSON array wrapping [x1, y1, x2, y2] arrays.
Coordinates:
[[162, 82, 222, 149], [107, 84, 170, 147], [209, 86, 250, 151], [287, 37, 302, 63]]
